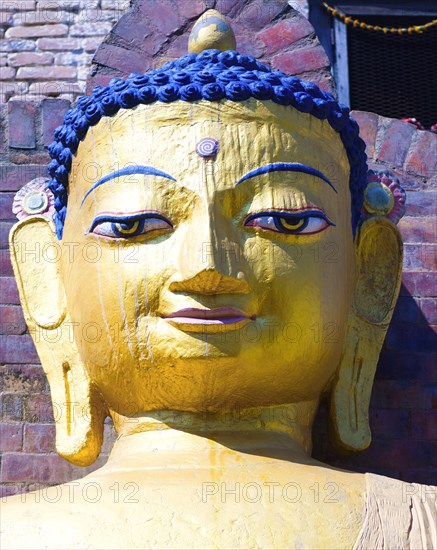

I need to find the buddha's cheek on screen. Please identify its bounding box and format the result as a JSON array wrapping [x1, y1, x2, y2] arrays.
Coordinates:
[[242, 234, 353, 399], [61, 240, 169, 409]]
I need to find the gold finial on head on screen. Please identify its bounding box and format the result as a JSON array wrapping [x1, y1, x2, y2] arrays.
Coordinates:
[[188, 9, 236, 53]]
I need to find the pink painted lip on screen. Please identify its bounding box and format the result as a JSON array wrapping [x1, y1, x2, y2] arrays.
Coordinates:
[[163, 307, 254, 325]]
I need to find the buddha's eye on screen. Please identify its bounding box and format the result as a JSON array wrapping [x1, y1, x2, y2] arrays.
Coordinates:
[[89, 212, 173, 239], [244, 209, 334, 235]]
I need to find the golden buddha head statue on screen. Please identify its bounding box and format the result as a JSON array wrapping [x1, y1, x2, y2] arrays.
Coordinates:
[[9, 12, 405, 467]]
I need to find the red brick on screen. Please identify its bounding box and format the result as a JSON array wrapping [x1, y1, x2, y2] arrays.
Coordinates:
[[0, 104, 6, 154], [1, 1, 36, 10], [404, 130, 437, 178], [10, 152, 51, 165], [0, 393, 23, 422], [411, 410, 437, 440], [0, 12, 13, 25], [37, 0, 99, 8], [23, 394, 54, 423], [136, 0, 185, 36], [0, 222, 14, 248], [0, 39, 37, 52], [7, 101, 36, 149], [0, 82, 29, 103], [17, 65, 77, 80], [237, 0, 288, 29], [0, 67, 16, 80], [8, 51, 54, 67], [0, 250, 14, 277], [83, 36, 103, 52], [93, 43, 151, 75], [23, 423, 55, 452], [392, 296, 420, 324], [272, 44, 329, 76], [0, 277, 20, 305], [404, 191, 436, 217], [372, 379, 435, 409], [0, 192, 17, 220], [87, 73, 116, 94], [12, 10, 72, 25], [361, 439, 437, 470], [164, 35, 190, 60], [109, 10, 152, 46], [0, 305, 27, 335], [378, 351, 437, 381], [399, 216, 436, 243], [41, 98, 70, 146], [370, 408, 410, 439], [29, 81, 82, 95], [0, 334, 39, 364], [258, 17, 313, 54], [420, 299, 437, 325], [385, 323, 435, 353], [377, 118, 415, 167], [0, 423, 23, 452], [0, 164, 47, 191], [351, 110, 378, 159], [36, 37, 81, 51], [232, 33, 264, 59], [0, 453, 74, 483], [6, 24, 68, 39], [403, 244, 437, 271], [401, 272, 437, 298], [70, 22, 112, 36], [101, 0, 130, 8], [0, 365, 48, 393]]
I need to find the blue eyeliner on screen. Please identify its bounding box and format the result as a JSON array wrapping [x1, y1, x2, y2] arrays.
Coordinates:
[[87, 212, 173, 234], [81, 166, 176, 207], [236, 163, 337, 193], [245, 209, 336, 227]]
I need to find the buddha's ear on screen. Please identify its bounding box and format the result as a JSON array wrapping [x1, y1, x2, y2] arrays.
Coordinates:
[[329, 216, 403, 452], [9, 217, 106, 466]]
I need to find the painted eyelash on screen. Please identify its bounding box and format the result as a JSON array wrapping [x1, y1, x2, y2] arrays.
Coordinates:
[[87, 211, 173, 234], [244, 208, 335, 226]]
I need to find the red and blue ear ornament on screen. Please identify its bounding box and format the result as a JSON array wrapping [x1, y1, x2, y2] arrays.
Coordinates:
[[362, 169, 406, 225]]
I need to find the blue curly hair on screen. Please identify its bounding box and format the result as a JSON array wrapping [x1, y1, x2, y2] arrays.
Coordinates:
[[47, 49, 368, 240]]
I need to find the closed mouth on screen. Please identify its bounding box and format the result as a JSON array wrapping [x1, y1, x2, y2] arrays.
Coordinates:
[[162, 307, 255, 325]]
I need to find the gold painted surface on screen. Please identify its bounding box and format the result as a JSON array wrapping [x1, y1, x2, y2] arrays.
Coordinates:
[[188, 9, 236, 53], [4, 99, 412, 549]]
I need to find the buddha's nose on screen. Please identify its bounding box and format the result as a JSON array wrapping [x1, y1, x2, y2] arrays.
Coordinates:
[[170, 206, 250, 295]]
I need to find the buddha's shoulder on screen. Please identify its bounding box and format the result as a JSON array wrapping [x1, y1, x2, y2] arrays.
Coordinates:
[[0, 476, 132, 550]]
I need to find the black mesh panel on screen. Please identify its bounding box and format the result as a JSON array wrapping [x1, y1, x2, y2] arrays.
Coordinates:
[[347, 16, 437, 128]]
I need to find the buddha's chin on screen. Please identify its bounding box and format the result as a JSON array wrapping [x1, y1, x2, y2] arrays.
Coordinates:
[[141, 316, 261, 360]]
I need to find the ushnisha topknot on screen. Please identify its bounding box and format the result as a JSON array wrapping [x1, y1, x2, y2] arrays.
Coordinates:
[[47, 48, 368, 240]]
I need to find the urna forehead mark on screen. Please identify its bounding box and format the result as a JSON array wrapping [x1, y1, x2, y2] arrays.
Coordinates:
[[236, 163, 337, 193], [196, 138, 219, 158], [80, 165, 177, 207]]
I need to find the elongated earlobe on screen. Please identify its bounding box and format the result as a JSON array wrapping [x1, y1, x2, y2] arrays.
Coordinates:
[[9, 217, 106, 466], [330, 217, 403, 452]]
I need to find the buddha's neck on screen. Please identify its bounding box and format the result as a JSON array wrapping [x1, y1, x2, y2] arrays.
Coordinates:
[[107, 402, 318, 468]]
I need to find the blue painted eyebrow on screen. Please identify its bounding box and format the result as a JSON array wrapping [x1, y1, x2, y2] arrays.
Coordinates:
[[236, 163, 337, 193], [81, 165, 176, 207]]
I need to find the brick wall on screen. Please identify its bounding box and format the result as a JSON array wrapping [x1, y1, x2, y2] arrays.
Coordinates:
[[0, 0, 130, 104], [311, 113, 437, 484], [1, 0, 436, 496]]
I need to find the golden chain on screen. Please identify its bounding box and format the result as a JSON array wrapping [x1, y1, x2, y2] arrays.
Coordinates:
[[321, 1, 437, 34]]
